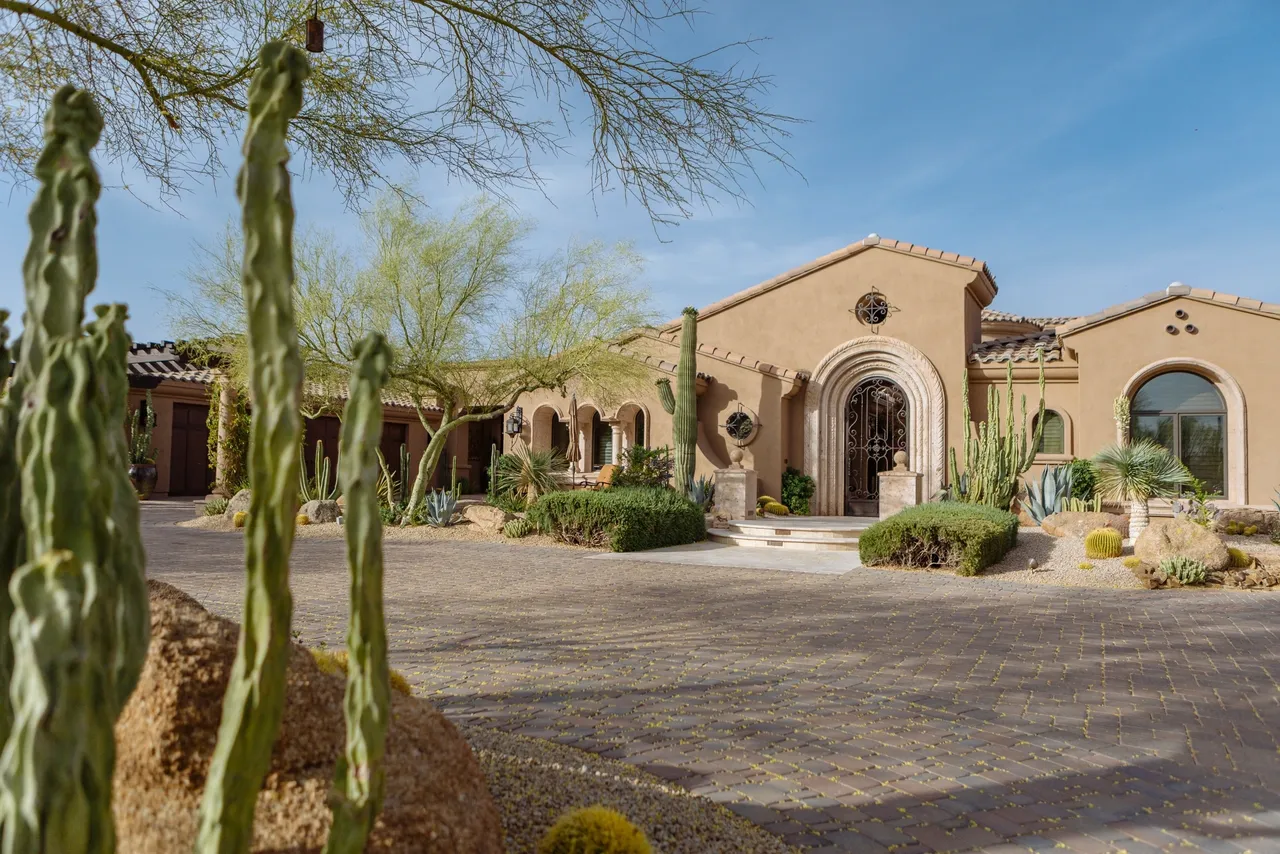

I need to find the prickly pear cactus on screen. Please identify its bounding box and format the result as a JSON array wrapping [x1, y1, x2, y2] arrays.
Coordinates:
[[324, 333, 393, 854], [656, 307, 698, 494], [195, 41, 310, 854]]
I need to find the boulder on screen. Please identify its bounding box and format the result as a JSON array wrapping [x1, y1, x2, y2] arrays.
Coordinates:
[[224, 488, 252, 516], [1041, 511, 1128, 539], [300, 498, 341, 523], [1134, 517, 1230, 572], [462, 503, 513, 534], [1213, 506, 1280, 534], [115, 581, 504, 853]]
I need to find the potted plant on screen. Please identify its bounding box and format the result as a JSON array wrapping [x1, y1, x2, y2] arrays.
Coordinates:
[[128, 390, 158, 499], [1091, 439, 1192, 539]]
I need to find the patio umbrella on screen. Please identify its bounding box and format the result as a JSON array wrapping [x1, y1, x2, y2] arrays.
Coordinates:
[[565, 394, 581, 482]]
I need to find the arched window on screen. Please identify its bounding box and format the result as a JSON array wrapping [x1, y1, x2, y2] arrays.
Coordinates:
[[591, 411, 612, 469], [1033, 410, 1065, 455], [634, 410, 645, 448], [1131, 371, 1225, 495]]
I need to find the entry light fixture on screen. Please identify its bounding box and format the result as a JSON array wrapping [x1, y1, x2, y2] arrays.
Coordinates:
[[504, 406, 524, 436]]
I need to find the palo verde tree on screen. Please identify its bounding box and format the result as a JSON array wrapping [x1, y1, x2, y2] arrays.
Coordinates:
[[171, 192, 656, 522], [1, 0, 795, 215]]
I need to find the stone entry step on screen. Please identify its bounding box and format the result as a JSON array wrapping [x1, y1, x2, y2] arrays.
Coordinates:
[[707, 516, 875, 551]]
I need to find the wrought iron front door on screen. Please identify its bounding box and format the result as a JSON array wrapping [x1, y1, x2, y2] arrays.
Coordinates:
[[845, 377, 909, 516]]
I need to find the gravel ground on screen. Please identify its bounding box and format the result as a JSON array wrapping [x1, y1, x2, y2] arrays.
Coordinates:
[[462, 726, 797, 854], [980, 528, 1144, 589], [177, 514, 595, 550]]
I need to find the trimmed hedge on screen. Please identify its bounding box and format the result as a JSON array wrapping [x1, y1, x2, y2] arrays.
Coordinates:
[[858, 502, 1019, 576], [527, 487, 706, 552]]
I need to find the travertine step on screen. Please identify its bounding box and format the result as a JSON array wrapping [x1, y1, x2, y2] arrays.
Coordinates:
[[707, 516, 874, 551]]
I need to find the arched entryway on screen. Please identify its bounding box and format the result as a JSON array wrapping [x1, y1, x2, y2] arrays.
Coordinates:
[[844, 377, 910, 516]]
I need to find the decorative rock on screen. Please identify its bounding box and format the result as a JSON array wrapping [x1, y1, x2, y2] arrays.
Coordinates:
[[1213, 507, 1280, 535], [462, 503, 514, 534], [300, 498, 340, 523], [1027, 557, 1038, 570], [1134, 517, 1230, 572], [224, 488, 252, 516], [1041, 511, 1128, 539]]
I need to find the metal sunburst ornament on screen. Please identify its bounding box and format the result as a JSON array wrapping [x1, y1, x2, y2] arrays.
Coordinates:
[[850, 288, 899, 333]]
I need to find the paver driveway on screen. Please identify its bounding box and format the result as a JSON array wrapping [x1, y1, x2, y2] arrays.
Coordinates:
[[143, 503, 1280, 853]]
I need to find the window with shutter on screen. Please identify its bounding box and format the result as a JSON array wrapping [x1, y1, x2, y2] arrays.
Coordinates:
[[1035, 410, 1065, 455]]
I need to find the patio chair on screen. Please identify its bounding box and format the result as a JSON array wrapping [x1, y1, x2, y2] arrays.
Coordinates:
[[581, 464, 618, 490]]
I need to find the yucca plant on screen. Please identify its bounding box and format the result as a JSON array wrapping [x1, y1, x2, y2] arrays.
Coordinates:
[[1092, 440, 1192, 539], [494, 440, 568, 507]]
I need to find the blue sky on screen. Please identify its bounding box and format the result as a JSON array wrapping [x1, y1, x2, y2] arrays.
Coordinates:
[[2, 0, 1278, 340]]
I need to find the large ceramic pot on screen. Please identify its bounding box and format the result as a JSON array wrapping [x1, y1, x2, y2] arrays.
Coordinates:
[[128, 463, 158, 500]]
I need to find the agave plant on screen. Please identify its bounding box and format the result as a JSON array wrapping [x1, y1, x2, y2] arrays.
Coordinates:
[[1092, 440, 1192, 539], [422, 489, 458, 527], [494, 440, 568, 507], [689, 474, 715, 512], [1022, 464, 1073, 524]]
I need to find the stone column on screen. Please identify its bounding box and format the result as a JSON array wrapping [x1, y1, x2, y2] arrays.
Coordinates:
[[213, 378, 235, 497], [714, 449, 757, 520], [877, 451, 922, 520], [610, 422, 624, 465]]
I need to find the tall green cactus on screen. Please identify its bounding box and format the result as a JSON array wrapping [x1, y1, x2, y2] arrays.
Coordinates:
[[948, 350, 1046, 510], [0, 311, 17, 739], [299, 439, 337, 502], [656, 306, 699, 494], [195, 41, 309, 854], [399, 443, 410, 503], [324, 334, 392, 854]]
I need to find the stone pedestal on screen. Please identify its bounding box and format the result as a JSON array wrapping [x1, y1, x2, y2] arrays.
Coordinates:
[[877, 451, 921, 520], [715, 450, 757, 520]]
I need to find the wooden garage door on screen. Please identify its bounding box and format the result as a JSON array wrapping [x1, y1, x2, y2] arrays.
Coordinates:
[[170, 403, 213, 496]]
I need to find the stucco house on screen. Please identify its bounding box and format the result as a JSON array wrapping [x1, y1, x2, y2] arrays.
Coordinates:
[[511, 234, 1278, 516]]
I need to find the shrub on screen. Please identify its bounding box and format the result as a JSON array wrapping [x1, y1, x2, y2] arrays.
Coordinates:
[[379, 503, 404, 525], [1122, 556, 1143, 569], [689, 474, 715, 512], [233, 511, 248, 529], [781, 467, 815, 515], [1228, 547, 1253, 568], [204, 497, 230, 516], [528, 487, 706, 552], [858, 502, 1019, 577], [1159, 556, 1208, 585], [310, 648, 412, 697], [1078, 562, 1093, 570], [538, 806, 651, 854], [612, 445, 674, 489], [503, 518, 535, 539], [1083, 527, 1122, 559], [1067, 458, 1097, 501], [489, 490, 529, 515]]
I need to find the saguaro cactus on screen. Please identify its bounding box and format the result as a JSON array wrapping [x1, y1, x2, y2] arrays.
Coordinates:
[[324, 333, 393, 854], [196, 41, 310, 854], [656, 306, 698, 495], [948, 350, 1046, 510], [0, 311, 17, 739]]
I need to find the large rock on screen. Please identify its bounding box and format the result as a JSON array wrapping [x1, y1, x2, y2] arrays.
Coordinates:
[[300, 498, 341, 523], [224, 488, 252, 516], [115, 581, 503, 853], [1134, 517, 1230, 572], [1213, 506, 1280, 534], [1041, 511, 1128, 539], [462, 503, 514, 534]]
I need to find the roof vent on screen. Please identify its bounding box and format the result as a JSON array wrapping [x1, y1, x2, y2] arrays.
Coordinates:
[[1166, 281, 1191, 295], [864, 233, 880, 245]]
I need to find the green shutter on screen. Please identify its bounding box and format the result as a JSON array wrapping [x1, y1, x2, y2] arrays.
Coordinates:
[[1037, 411, 1065, 454], [595, 424, 613, 468]]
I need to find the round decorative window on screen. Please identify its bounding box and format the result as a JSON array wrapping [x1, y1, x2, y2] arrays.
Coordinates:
[[725, 410, 756, 442], [854, 292, 891, 327]]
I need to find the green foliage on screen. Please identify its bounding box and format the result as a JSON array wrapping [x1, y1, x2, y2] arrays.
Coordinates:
[[528, 487, 706, 552], [299, 439, 339, 503], [612, 444, 674, 489], [756, 495, 778, 508], [233, 511, 248, 528], [656, 306, 698, 494], [1092, 440, 1192, 503], [780, 467, 815, 515], [487, 443, 499, 502], [489, 490, 529, 515], [493, 442, 568, 507], [948, 352, 1045, 510], [1225, 521, 1242, 535], [1078, 562, 1094, 570], [1022, 464, 1072, 523], [128, 389, 157, 464], [1244, 525, 1259, 537], [297, 514, 311, 525], [205, 497, 230, 517], [1172, 476, 1220, 527], [1271, 529, 1280, 546], [1227, 547, 1253, 568], [196, 42, 310, 852], [1083, 527, 1122, 559], [1159, 555, 1208, 585], [325, 333, 393, 854], [689, 474, 715, 512], [310, 648, 411, 698], [206, 383, 251, 494], [1066, 458, 1097, 502], [503, 517, 536, 539], [378, 503, 404, 526], [858, 503, 1020, 577], [538, 805, 652, 854], [1064, 496, 1102, 513]]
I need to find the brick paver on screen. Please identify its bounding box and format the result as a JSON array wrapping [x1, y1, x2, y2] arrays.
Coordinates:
[[144, 504, 1280, 852]]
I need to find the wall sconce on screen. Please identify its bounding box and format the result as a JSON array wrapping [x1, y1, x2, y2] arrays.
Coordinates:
[[504, 406, 524, 436]]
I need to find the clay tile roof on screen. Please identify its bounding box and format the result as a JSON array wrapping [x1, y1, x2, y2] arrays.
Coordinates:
[[980, 309, 1079, 328], [969, 331, 1062, 364], [646, 331, 808, 383], [1057, 283, 1280, 337]]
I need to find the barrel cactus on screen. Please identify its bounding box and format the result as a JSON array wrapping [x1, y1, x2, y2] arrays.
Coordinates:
[[196, 41, 310, 853], [1227, 547, 1253, 569], [1083, 527, 1122, 559], [656, 307, 698, 495], [538, 805, 652, 854]]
